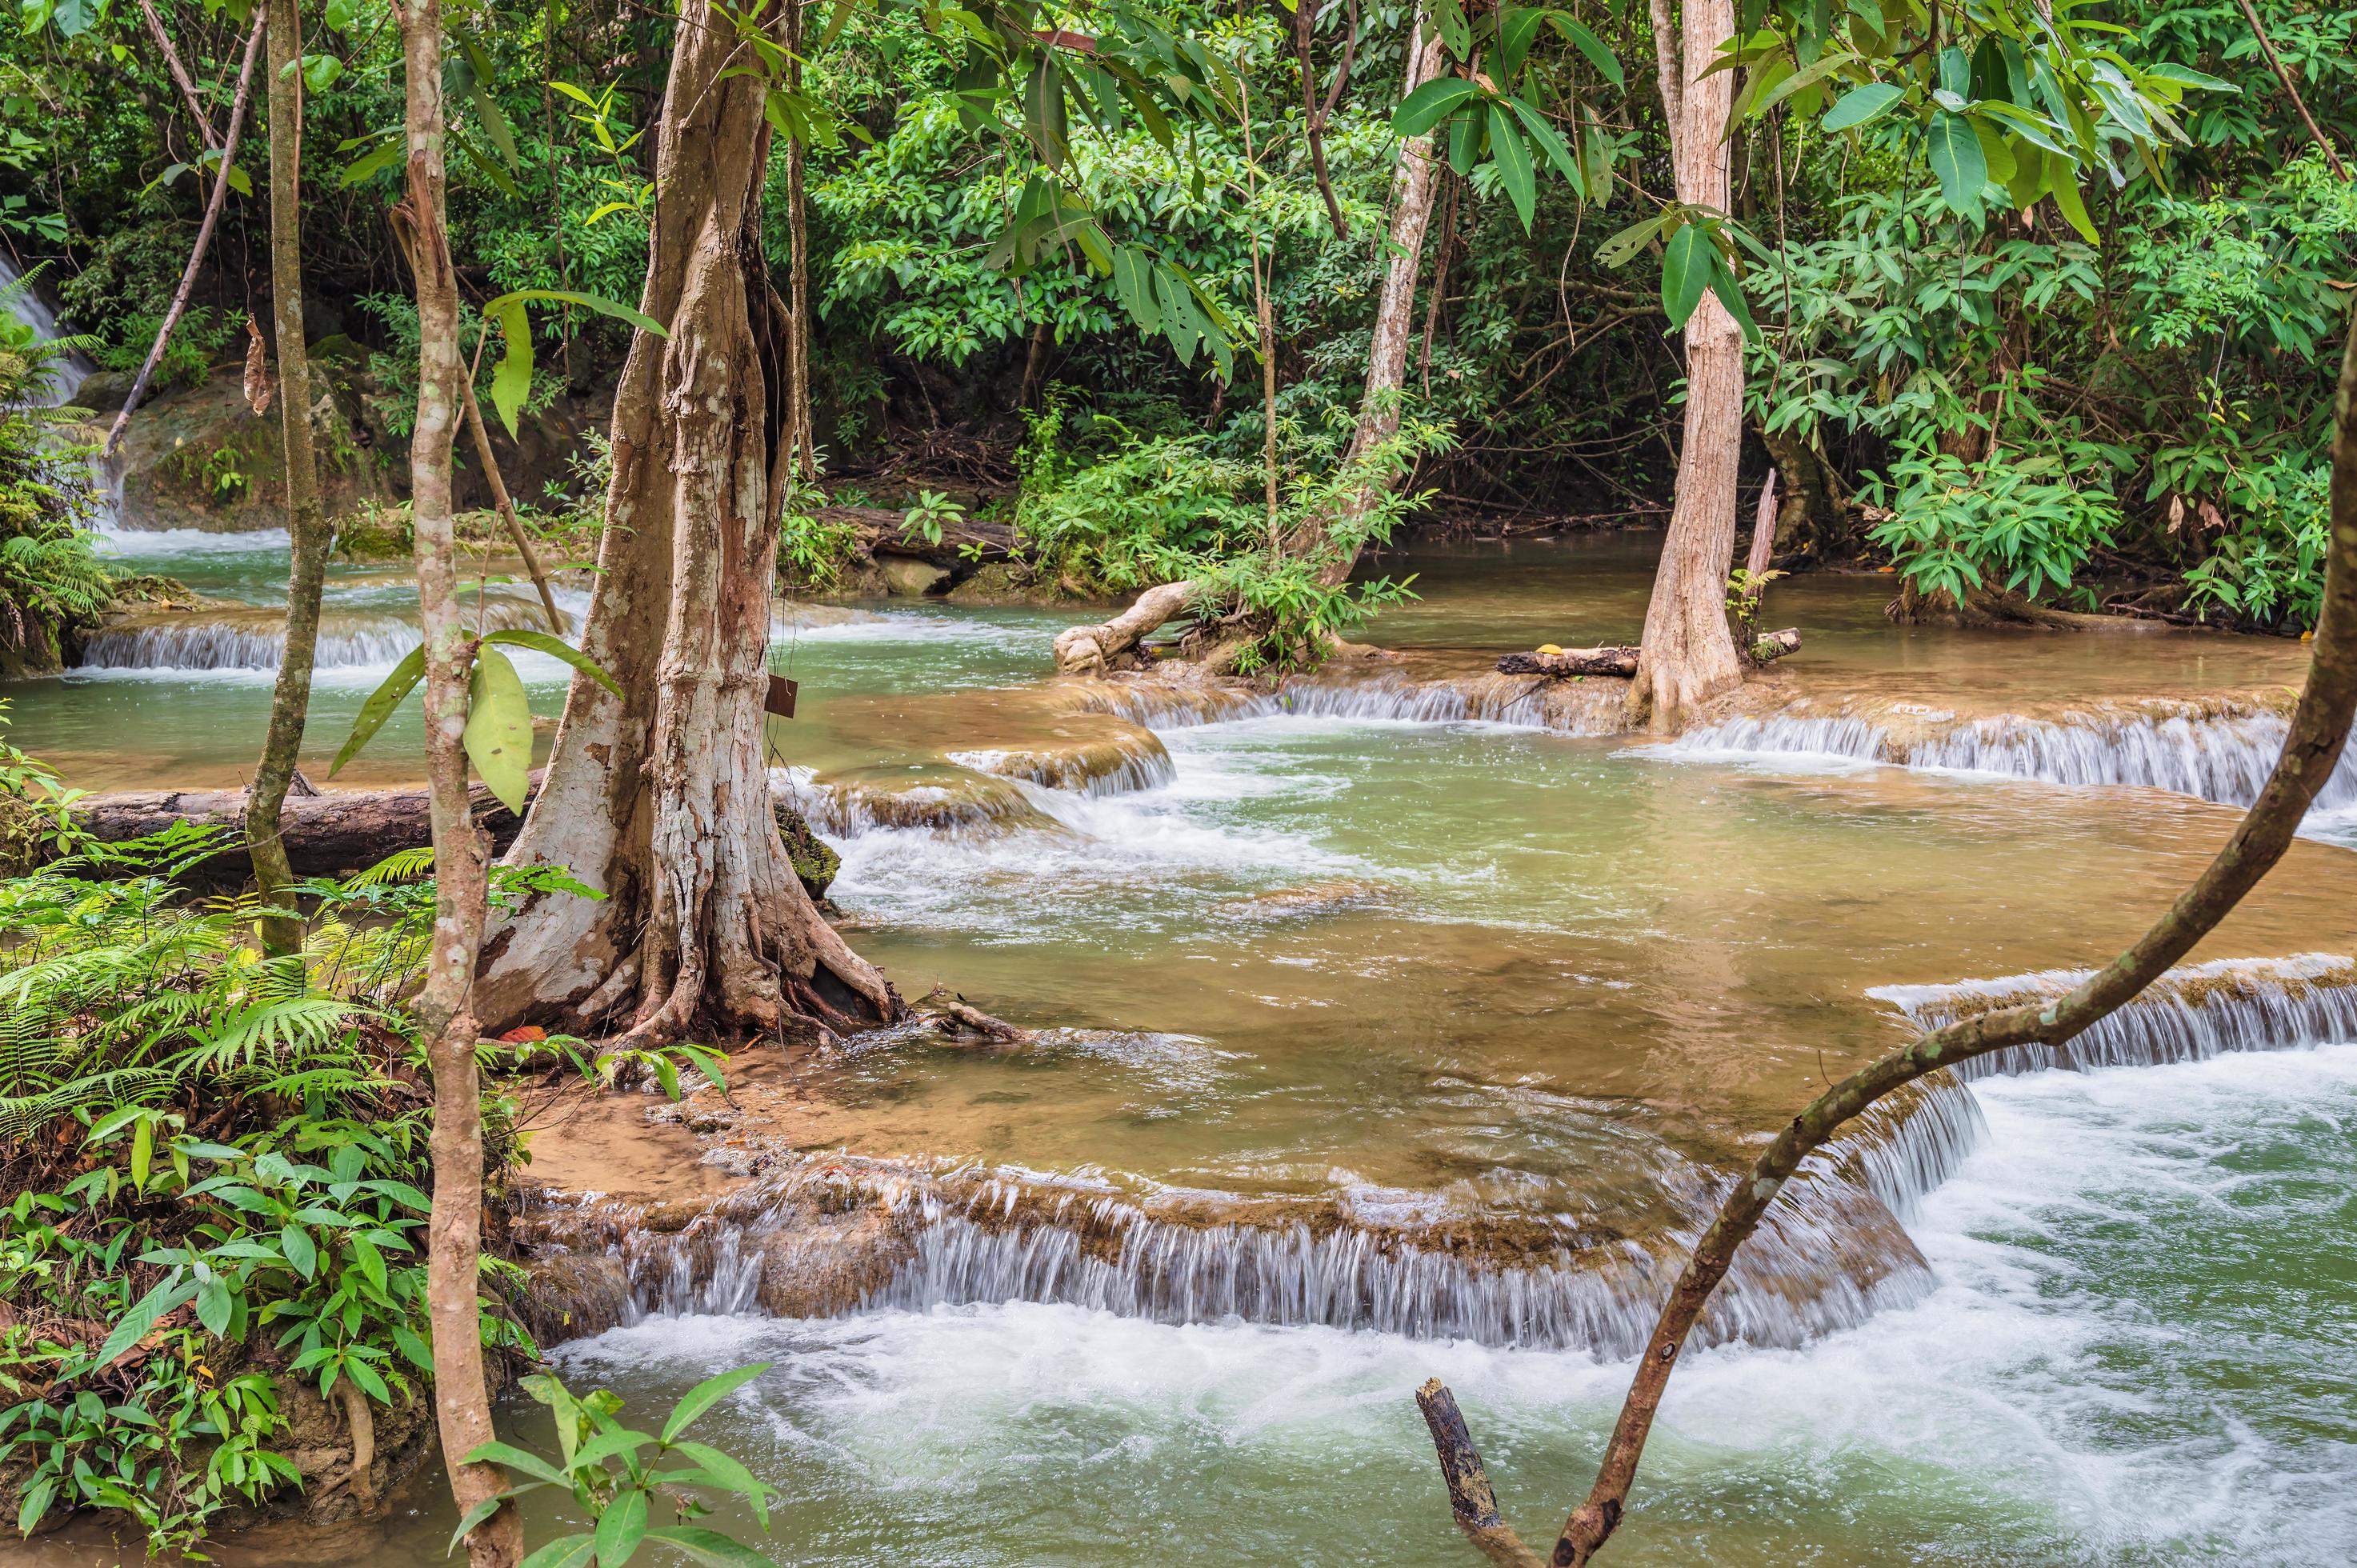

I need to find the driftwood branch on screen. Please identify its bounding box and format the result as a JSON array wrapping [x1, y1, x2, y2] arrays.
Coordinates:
[[1495, 630, 1799, 679], [104, 6, 269, 460], [1496, 645, 1641, 677], [1053, 578, 1200, 673], [1431, 294, 2357, 1568], [1416, 1379, 1542, 1568], [62, 773, 542, 881]]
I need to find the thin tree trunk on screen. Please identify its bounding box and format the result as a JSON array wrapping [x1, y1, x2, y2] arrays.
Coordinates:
[[397, 0, 518, 1558], [476, 2, 898, 1042], [1311, 9, 1447, 586], [784, 0, 815, 476], [1626, 0, 1746, 728], [247, 0, 327, 959], [2233, 0, 2349, 180], [1433, 300, 2357, 1568], [104, 10, 267, 460], [1055, 9, 1443, 674], [1255, 237, 1279, 522], [457, 366, 565, 632]]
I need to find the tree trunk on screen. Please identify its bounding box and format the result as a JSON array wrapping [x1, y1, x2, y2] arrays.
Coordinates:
[[1313, 10, 1447, 586], [1054, 10, 1444, 672], [397, 2, 519, 1562], [783, 0, 816, 475], [248, 0, 328, 958], [475, 4, 899, 1044], [1627, 0, 1747, 729]]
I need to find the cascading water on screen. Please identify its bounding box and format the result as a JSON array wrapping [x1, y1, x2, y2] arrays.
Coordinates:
[[0, 251, 95, 407], [1667, 701, 2357, 815], [1872, 952, 2357, 1079], [74, 594, 574, 672]]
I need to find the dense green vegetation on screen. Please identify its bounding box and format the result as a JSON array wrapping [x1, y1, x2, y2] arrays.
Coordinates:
[[0, 0, 2353, 1560], [2, 0, 2346, 630]]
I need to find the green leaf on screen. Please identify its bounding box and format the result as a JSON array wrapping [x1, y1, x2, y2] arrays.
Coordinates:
[[329, 646, 427, 777], [393, 1323, 434, 1374], [594, 1486, 649, 1567], [1393, 78, 1479, 139], [1596, 211, 1675, 269], [641, 1528, 776, 1568], [340, 134, 404, 189], [281, 1222, 316, 1278], [1496, 7, 1542, 76], [479, 631, 622, 696], [666, 1443, 770, 1529], [1487, 104, 1536, 231], [1507, 97, 1583, 198], [2048, 167, 2099, 245], [17, 1474, 56, 1536], [1820, 82, 1903, 132], [477, 289, 667, 342], [345, 1357, 391, 1403], [1661, 222, 1709, 330], [95, 1278, 197, 1370], [194, 1276, 233, 1336], [463, 646, 533, 814], [488, 299, 532, 441], [447, 1496, 509, 1558], [1707, 248, 1760, 344], [1543, 14, 1623, 86], [516, 1533, 597, 1568], [130, 1116, 153, 1190], [661, 1362, 770, 1442], [1926, 110, 1987, 218]]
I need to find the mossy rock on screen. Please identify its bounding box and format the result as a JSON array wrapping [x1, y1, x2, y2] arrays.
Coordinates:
[[775, 801, 839, 902], [110, 365, 387, 533]]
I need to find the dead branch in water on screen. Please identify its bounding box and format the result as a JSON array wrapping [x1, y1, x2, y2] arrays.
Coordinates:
[[1496, 629, 1797, 679]]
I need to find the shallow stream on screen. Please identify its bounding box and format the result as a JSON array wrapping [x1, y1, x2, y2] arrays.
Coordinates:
[[10, 529, 2355, 1565]]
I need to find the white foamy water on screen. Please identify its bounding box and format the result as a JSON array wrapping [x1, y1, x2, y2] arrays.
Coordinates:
[[528, 1044, 2357, 1566], [1654, 707, 2357, 827]]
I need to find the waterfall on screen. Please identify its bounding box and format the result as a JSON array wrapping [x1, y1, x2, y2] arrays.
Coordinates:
[[75, 596, 568, 672], [1871, 953, 2357, 1079], [0, 252, 95, 407], [1074, 670, 1629, 737], [518, 1148, 1936, 1357], [951, 729, 1178, 797], [1669, 704, 2357, 814]]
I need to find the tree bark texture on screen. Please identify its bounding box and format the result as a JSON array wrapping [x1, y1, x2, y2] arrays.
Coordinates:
[[477, 6, 898, 1044], [1312, 8, 1447, 586], [1627, 0, 1747, 728], [248, 0, 329, 958], [398, 3, 519, 1562], [1535, 310, 2357, 1566], [104, 9, 268, 460]]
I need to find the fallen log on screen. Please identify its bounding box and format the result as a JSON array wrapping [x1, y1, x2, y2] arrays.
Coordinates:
[[1495, 645, 1640, 677], [59, 775, 836, 901], [65, 775, 539, 881], [811, 505, 1018, 569], [1495, 627, 1799, 678]]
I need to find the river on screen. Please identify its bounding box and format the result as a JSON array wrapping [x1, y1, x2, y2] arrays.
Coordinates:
[[9, 521, 2355, 1565]]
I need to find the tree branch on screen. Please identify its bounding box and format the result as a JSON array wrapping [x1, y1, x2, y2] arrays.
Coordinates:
[[1423, 308, 2357, 1566], [103, 6, 268, 460], [137, 0, 222, 155], [2232, 0, 2349, 181]]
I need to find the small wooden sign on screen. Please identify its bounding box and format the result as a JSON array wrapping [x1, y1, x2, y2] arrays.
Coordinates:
[[765, 674, 798, 718]]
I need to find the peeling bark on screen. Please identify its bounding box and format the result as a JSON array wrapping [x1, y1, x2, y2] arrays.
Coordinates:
[[478, 6, 898, 1044], [1627, 0, 1747, 730]]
